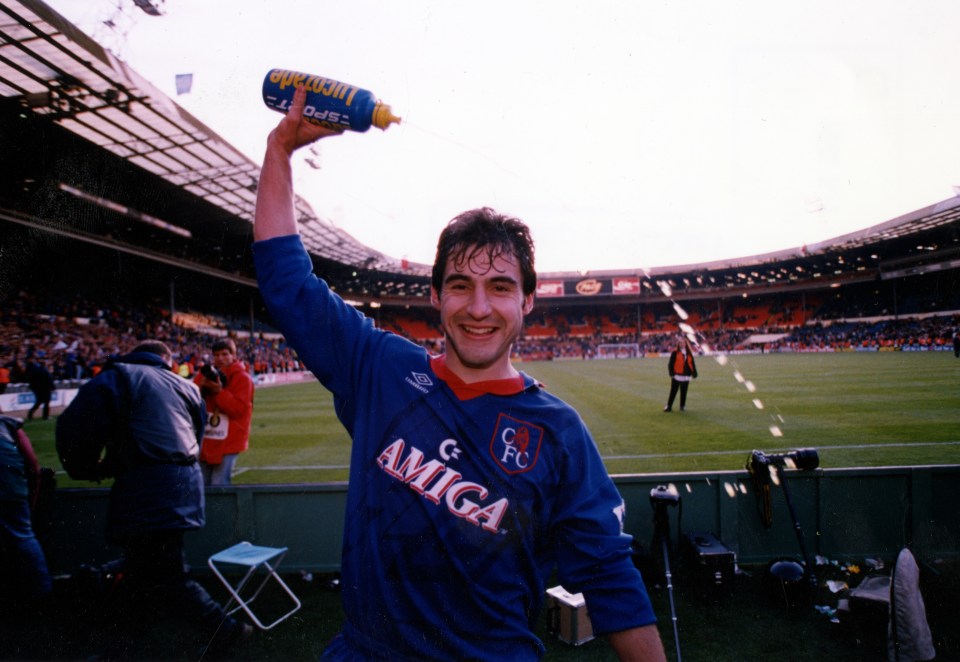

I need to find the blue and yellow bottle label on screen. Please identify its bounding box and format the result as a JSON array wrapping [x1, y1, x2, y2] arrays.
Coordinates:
[[262, 68, 400, 132]]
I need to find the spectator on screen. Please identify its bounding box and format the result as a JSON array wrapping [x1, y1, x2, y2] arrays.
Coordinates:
[[664, 336, 698, 412], [21, 359, 54, 421], [55, 340, 251, 655], [0, 361, 10, 394], [0, 411, 52, 611], [194, 338, 254, 485], [251, 86, 666, 661]]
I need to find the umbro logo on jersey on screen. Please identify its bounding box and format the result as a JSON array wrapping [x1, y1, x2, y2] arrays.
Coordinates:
[[405, 371, 433, 393], [412, 372, 433, 386], [490, 413, 543, 475]]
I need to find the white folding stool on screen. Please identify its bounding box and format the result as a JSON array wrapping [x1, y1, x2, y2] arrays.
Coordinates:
[[208, 541, 302, 630]]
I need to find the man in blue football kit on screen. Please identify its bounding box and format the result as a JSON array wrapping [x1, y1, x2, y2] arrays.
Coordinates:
[[253, 85, 666, 661]]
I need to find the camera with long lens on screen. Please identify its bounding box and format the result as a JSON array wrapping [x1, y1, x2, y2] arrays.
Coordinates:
[[198, 364, 227, 398], [649, 483, 680, 508], [200, 364, 227, 386], [747, 448, 820, 474], [747, 449, 819, 529]]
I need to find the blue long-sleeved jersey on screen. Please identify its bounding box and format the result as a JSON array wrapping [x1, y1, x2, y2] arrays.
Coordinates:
[[253, 235, 656, 660]]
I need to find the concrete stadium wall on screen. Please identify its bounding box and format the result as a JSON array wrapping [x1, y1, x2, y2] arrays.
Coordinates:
[[44, 465, 959, 576]]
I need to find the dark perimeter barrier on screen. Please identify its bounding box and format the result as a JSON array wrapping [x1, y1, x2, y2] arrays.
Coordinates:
[[43, 465, 960, 576]]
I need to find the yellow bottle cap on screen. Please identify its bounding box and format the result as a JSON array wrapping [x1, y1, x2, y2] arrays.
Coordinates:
[[372, 101, 402, 130]]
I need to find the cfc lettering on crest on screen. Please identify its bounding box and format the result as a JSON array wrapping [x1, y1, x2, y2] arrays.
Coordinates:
[[490, 414, 544, 475]]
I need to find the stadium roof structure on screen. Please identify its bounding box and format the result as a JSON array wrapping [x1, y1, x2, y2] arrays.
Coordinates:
[[535, 195, 960, 304], [0, 0, 426, 276], [0, 0, 958, 309]]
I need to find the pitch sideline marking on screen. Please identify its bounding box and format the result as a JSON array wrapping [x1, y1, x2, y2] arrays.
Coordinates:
[[605, 439, 960, 461]]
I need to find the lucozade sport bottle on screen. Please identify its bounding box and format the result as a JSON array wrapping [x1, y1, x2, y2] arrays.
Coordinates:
[[262, 68, 401, 133]]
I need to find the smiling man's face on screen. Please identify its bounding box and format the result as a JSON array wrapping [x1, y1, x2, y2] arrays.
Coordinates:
[[431, 246, 533, 383]]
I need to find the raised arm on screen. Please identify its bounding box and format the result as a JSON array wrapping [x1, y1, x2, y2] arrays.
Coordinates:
[[254, 85, 341, 241]]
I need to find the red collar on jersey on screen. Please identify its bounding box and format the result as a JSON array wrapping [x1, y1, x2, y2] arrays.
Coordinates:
[[430, 355, 525, 401]]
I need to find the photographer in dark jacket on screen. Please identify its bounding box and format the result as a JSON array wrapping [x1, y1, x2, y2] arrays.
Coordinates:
[[56, 340, 251, 654]]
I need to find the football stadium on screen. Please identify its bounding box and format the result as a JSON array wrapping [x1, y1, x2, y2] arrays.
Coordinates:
[[1, 1, 959, 659]]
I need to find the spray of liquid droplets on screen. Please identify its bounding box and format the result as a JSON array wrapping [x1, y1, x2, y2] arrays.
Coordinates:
[[646, 270, 788, 443]]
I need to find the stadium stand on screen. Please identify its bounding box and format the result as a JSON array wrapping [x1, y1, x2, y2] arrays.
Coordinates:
[[1, 0, 959, 381]]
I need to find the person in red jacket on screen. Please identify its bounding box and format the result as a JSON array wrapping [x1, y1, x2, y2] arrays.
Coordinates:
[[664, 336, 698, 412], [194, 339, 254, 485]]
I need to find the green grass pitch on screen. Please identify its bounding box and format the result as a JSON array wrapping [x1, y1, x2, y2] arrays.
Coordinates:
[[28, 351, 960, 487]]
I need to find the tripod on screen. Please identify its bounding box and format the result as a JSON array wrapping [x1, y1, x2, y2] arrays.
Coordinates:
[[747, 449, 820, 607], [770, 463, 818, 601], [650, 485, 682, 662]]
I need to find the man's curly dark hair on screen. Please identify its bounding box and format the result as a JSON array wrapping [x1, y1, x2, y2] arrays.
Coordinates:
[[431, 207, 536, 297]]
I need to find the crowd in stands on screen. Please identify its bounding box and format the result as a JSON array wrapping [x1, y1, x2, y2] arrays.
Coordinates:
[[510, 312, 957, 359], [771, 315, 959, 353], [1, 290, 957, 393], [0, 291, 302, 386], [509, 314, 958, 360]]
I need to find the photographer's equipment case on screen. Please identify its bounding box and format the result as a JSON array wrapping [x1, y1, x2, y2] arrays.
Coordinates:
[[681, 532, 735, 598], [545, 585, 594, 645]]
